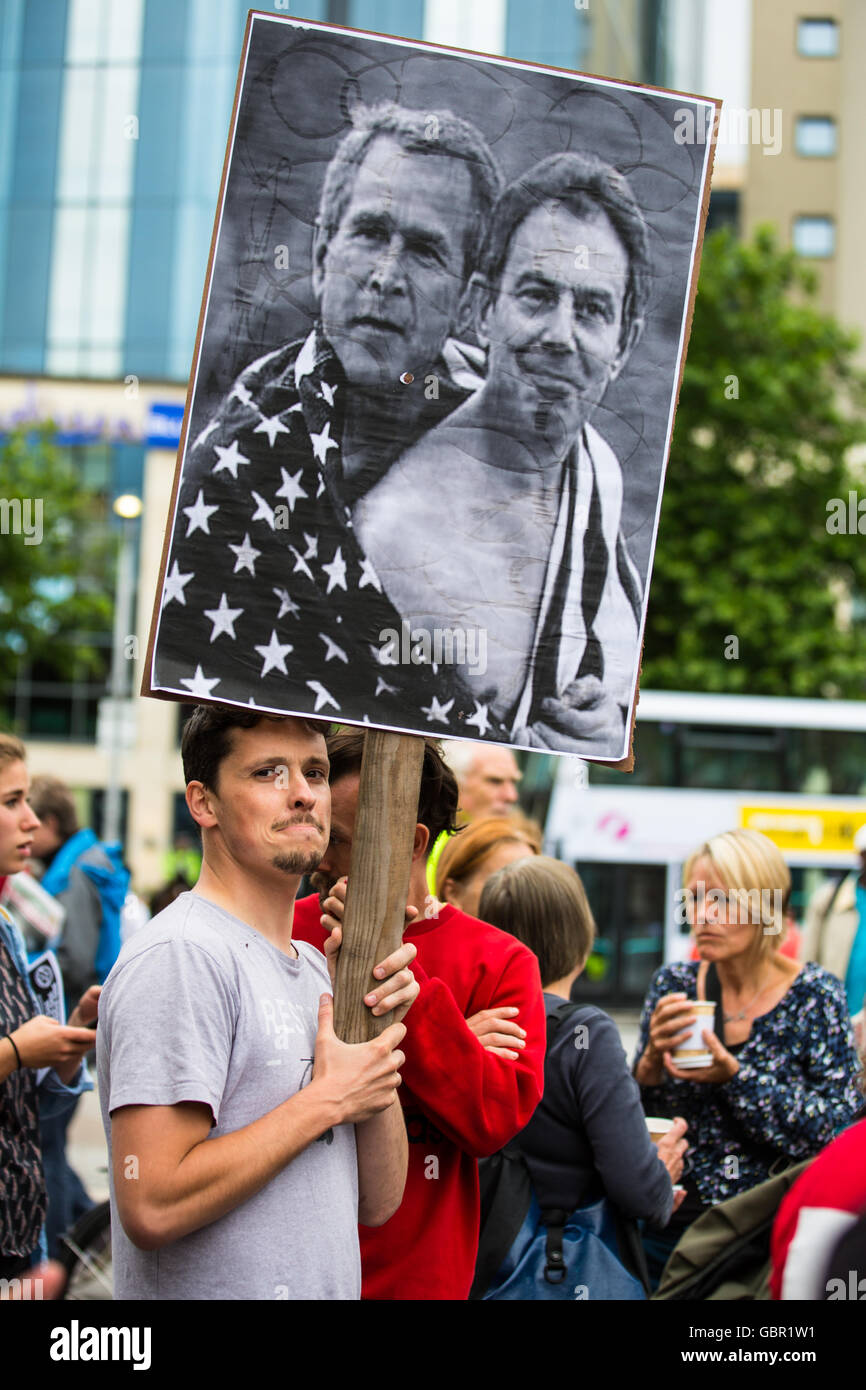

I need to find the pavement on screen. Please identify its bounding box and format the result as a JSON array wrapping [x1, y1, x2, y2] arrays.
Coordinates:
[[68, 1071, 110, 1204], [67, 1009, 644, 1198]]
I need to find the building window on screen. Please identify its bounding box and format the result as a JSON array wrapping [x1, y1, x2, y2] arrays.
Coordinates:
[[796, 19, 840, 58], [792, 215, 836, 258], [795, 116, 837, 157], [45, 0, 144, 378]]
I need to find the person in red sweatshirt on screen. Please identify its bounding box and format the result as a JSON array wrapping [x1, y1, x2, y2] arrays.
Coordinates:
[[771, 1116, 866, 1300], [292, 730, 546, 1300]]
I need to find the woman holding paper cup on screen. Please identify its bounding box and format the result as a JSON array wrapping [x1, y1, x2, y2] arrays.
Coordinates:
[[634, 828, 862, 1272]]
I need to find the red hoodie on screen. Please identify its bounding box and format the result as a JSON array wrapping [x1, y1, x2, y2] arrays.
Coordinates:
[[292, 892, 546, 1300]]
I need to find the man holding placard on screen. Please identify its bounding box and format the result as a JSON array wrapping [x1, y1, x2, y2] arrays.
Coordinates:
[[97, 708, 420, 1300]]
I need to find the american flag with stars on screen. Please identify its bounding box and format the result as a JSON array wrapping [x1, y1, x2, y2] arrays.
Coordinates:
[[150, 327, 506, 742]]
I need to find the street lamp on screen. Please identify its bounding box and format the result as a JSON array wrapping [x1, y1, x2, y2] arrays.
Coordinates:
[[102, 493, 142, 846]]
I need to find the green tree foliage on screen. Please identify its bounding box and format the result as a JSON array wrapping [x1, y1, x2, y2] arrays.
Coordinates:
[[643, 226, 866, 697], [0, 424, 115, 679]]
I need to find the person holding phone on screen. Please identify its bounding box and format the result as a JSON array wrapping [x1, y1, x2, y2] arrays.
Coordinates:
[[0, 732, 98, 1280]]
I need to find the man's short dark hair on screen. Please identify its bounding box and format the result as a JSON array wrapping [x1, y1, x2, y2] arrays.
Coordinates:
[[181, 706, 330, 792], [28, 775, 79, 842], [475, 151, 651, 355], [317, 101, 503, 281], [325, 730, 459, 847]]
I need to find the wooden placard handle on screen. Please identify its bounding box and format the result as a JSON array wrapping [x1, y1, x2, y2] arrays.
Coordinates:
[[333, 730, 425, 1043]]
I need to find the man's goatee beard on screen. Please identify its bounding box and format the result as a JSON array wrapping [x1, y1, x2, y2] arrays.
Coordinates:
[[272, 850, 322, 876]]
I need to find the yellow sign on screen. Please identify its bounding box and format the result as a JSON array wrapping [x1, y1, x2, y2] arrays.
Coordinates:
[[739, 805, 866, 854]]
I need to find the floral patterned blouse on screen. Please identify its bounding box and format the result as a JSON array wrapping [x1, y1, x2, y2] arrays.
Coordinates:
[[633, 960, 864, 1208]]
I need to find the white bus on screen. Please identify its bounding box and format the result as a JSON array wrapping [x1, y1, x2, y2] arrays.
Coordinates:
[[538, 691, 866, 1008]]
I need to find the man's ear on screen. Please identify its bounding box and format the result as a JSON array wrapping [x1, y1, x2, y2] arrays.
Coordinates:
[[186, 781, 218, 831], [311, 222, 329, 300], [610, 315, 644, 382], [466, 272, 495, 348], [412, 822, 430, 862]]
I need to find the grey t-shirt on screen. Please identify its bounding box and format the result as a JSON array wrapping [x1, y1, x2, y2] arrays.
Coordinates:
[[96, 892, 360, 1300]]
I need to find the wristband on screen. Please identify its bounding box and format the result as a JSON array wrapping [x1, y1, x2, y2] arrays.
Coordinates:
[[4, 1033, 22, 1069]]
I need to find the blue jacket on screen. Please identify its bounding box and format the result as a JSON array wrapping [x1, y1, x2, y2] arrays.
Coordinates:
[[41, 828, 130, 1003]]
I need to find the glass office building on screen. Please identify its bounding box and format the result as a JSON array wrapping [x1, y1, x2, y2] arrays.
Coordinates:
[[0, 0, 673, 384]]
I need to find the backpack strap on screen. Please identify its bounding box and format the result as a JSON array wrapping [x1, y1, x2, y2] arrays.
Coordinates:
[[540, 1208, 569, 1284]]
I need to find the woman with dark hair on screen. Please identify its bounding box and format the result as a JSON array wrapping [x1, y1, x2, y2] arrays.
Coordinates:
[[0, 732, 98, 1284], [474, 855, 686, 1298]]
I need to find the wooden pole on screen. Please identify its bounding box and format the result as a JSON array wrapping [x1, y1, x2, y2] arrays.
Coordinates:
[[333, 730, 425, 1043]]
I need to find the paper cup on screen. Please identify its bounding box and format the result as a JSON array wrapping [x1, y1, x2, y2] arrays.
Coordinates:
[[672, 999, 716, 1068], [645, 1117, 674, 1143]]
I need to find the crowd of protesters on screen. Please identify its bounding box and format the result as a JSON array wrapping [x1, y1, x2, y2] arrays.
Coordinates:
[[1, 718, 865, 1301]]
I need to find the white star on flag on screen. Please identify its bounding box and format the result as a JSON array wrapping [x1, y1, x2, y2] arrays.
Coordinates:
[[212, 439, 250, 479], [183, 489, 218, 536], [375, 676, 399, 697], [307, 680, 339, 712], [273, 587, 300, 619], [255, 630, 293, 677], [316, 477, 325, 498], [275, 468, 307, 512], [229, 533, 261, 576], [203, 593, 243, 641], [309, 419, 338, 465], [302, 532, 318, 559], [162, 559, 194, 607], [289, 547, 314, 582], [466, 701, 492, 737], [321, 546, 347, 594], [250, 491, 276, 529], [358, 557, 382, 592], [319, 380, 338, 407], [421, 695, 454, 724], [319, 632, 348, 663], [180, 665, 221, 697], [254, 414, 290, 446]]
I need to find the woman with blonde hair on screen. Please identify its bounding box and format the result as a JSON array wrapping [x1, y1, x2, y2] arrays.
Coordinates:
[[634, 827, 862, 1273]]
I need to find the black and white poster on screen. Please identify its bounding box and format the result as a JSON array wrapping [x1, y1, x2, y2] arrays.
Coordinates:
[[146, 12, 718, 762]]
